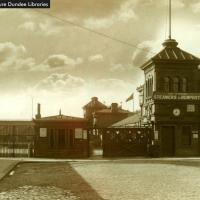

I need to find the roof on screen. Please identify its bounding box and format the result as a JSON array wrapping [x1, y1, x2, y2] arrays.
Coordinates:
[[35, 115, 86, 122], [141, 39, 200, 69], [0, 120, 34, 125], [96, 108, 131, 114], [110, 112, 141, 128], [83, 97, 107, 109]]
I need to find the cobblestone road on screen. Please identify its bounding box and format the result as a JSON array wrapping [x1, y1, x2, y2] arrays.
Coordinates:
[[0, 186, 79, 200], [71, 161, 200, 200], [0, 162, 103, 200]]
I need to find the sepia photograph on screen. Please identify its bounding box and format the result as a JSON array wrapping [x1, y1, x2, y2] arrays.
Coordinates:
[[0, 0, 199, 199]]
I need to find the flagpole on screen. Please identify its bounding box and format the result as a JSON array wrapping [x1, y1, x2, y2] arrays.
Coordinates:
[[169, 0, 171, 39]]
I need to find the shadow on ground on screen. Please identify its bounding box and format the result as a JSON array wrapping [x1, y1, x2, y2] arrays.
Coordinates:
[[0, 162, 104, 200]]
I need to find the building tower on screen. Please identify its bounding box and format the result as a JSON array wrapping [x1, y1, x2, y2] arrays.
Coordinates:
[[139, 1, 200, 157]]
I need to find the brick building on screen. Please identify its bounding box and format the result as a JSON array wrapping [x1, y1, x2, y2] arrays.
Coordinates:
[[139, 38, 200, 157], [83, 97, 132, 128]]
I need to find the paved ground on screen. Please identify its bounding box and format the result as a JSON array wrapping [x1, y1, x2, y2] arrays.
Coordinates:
[[1, 159, 200, 199], [71, 160, 200, 200], [0, 160, 19, 180]]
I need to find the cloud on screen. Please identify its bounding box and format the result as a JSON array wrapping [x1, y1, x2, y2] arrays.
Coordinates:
[[88, 54, 104, 62], [0, 43, 83, 72], [96, 78, 133, 91], [110, 64, 125, 72], [173, 0, 185, 8], [84, 0, 137, 29], [132, 40, 161, 66], [109, 63, 134, 72], [0, 42, 26, 60], [51, 0, 126, 18], [18, 20, 63, 35], [0, 42, 35, 71], [191, 2, 200, 13], [44, 54, 83, 68], [137, 0, 185, 8], [161, 0, 185, 8], [35, 73, 86, 93], [84, 18, 114, 29], [27, 54, 83, 71]]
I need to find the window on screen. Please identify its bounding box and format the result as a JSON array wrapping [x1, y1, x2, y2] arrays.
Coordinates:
[[145, 80, 148, 97], [173, 77, 179, 92], [182, 126, 191, 146], [164, 77, 170, 92], [182, 77, 187, 92], [146, 77, 153, 97], [187, 104, 195, 112], [150, 78, 153, 96]]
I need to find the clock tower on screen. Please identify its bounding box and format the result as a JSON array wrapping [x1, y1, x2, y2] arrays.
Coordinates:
[[140, 38, 200, 157]]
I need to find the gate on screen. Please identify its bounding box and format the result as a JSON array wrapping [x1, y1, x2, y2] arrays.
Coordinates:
[[102, 127, 152, 157], [0, 125, 35, 157]]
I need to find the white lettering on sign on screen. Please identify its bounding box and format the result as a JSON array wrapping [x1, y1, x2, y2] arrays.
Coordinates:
[[153, 93, 200, 101]]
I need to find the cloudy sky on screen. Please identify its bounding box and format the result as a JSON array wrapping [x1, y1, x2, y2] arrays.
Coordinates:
[[0, 0, 199, 119]]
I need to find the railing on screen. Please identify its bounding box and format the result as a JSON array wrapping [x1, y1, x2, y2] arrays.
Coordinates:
[[0, 135, 34, 157]]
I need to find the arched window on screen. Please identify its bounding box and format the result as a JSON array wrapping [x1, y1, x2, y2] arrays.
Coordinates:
[[173, 77, 179, 92], [164, 77, 170, 92], [147, 79, 149, 97], [145, 81, 148, 97], [182, 77, 187, 92], [150, 77, 153, 96]]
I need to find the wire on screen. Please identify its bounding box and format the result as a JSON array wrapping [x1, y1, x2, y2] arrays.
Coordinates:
[[33, 10, 156, 55]]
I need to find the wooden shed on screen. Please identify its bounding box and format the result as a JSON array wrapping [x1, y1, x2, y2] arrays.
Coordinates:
[[34, 108, 89, 158]]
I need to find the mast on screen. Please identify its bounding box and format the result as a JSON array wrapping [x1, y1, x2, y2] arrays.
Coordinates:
[[169, 0, 172, 39]]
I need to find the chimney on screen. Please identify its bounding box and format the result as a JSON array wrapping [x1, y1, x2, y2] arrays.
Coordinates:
[[91, 97, 98, 102], [111, 103, 118, 113], [35, 103, 41, 119]]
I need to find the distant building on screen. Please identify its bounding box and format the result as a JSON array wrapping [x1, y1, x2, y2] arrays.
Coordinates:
[[94, 103, 133, 128], [139, 38, 200, 157], [83, 97, 107, 126], [34, 104, 88, 158], [83, 97, 133, 128]]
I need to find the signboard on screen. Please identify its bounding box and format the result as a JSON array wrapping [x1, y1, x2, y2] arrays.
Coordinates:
[[153, 93, 200, 101], [40, 128, 47, 137], [75, 128, 83, 139], [0, 0, 50, 8]]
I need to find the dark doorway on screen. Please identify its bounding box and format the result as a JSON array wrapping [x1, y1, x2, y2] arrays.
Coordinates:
[[161, 126, 175, 157]]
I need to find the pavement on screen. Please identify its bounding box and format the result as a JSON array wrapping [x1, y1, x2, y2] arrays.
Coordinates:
[[0, 160, 19, 181], [1, 157, 200, 199], [71, 160, 200, 200], [1, 156, 200, 181]]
